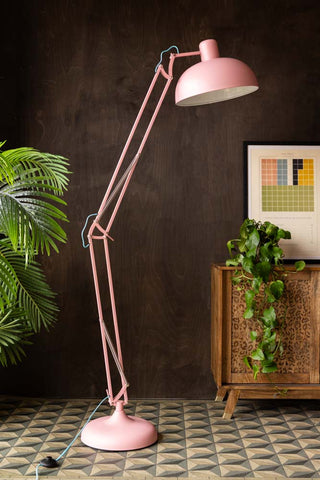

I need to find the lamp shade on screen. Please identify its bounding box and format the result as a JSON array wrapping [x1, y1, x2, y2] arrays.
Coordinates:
[[175, 39, 259, 106]]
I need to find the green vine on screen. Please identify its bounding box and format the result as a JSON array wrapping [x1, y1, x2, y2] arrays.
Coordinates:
[[226, 219, 305, 380]]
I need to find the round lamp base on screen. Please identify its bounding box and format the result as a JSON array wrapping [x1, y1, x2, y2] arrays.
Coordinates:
[[81, 401, 157, 451]]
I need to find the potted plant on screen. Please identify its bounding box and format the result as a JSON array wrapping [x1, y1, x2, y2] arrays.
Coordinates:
[[0, 141, 71, 366], [226, 218, 305, 380]]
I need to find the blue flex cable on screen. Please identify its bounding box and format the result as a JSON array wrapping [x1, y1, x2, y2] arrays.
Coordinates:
[[35, 395, 109, 479], [155, 45, 180, 72], [81, 212, 98, 248]]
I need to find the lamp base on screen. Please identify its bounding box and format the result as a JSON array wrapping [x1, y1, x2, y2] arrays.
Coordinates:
[[81, 400, 158, 451]]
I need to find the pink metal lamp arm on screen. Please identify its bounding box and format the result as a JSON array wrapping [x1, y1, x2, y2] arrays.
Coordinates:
[[88, 50, 200, 233], [86, 49, 200, 406]]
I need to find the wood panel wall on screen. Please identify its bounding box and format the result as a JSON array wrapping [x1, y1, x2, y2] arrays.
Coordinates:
[[1, 0, 320, 398]]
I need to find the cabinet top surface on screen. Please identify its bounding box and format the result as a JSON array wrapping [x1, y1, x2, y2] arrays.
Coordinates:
[[211, 262, 320, 271]]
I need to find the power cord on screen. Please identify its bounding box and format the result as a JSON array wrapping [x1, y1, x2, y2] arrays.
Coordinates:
[[81, 212, 98, 248], [35, 395, 109, 479], [155, 45, 180, 72]]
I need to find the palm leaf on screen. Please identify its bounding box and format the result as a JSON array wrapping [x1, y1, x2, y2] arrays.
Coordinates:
[[0, 243, 19, 311], [0, 146, 70, 193], [0, 239, 58, 333], [0, 305, 32, 367], [0, 190, 68, 256], [0, 145, 15, 184], [0, 144, 70, 366], [0, 144, 71, 258]]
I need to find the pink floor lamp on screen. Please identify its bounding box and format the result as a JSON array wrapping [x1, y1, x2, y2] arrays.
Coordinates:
[[81, 39, 259, 451]]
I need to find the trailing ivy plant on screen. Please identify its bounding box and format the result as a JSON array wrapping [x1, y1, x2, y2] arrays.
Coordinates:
[[226, 219, 305, 380]]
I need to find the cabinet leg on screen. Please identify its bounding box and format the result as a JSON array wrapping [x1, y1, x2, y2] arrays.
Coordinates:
[[215, 386, 228, 401], [223, 389, 240, 419]]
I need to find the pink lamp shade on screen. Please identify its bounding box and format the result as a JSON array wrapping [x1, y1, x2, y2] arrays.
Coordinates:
[[175, 39, 259, 106]]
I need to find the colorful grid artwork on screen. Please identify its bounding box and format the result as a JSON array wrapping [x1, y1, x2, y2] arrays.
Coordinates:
[[261, 158, 314, 212]]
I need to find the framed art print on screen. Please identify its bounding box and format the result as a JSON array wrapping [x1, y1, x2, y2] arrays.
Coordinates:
[[245, 142, 320, 260]]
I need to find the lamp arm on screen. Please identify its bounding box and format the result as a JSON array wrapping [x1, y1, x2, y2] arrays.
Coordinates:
[[89, 49, 200, 234], [86, 48, 200, 406]]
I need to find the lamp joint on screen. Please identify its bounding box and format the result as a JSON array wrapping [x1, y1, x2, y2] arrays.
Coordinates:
[[104, 232, 114, 242], [158, 64, 172, 80]]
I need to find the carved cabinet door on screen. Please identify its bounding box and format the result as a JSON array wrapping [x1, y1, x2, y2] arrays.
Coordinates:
[[213, 266, 320, 386]]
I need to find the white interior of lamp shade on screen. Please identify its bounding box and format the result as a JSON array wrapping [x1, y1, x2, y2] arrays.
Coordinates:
[[176, 85, 259, 106]]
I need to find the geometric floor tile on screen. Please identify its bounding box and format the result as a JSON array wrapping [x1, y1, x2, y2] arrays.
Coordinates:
[[1, 397, 320, 478]]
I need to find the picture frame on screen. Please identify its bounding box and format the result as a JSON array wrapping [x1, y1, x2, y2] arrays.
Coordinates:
[[244, 142, 320, 260]]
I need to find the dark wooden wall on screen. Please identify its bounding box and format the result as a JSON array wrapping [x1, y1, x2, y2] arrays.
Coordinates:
[[1, 0, 320, 398]]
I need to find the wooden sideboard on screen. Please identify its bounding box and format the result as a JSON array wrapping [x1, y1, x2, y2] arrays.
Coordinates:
[[211, 263, 320, 418]]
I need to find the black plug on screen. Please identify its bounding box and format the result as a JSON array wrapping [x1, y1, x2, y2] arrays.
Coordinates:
[[39, 456, 59, 468]]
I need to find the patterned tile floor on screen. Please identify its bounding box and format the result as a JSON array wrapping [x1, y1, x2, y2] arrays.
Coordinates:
[[1, 396, 320, 479]]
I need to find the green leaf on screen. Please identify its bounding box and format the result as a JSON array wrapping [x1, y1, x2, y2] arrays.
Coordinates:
[[254, 261, 271, 283], [1, 147, 70, 192], [260, 242, 272, 262], [251, 348, 265, 361], [0, 149, 15, 184], [265, 286, 275, 303], [0, 145, 71, 260], [271, 246, 284, 264], [269, 280, 284, 300], [0, 238, 58, 334], [242, 256, 254, 273], [238, 239, 247, 252], [253, 364, 260, 380], [250, 330, 258, 341], [245, 228, 260, 256], [252, 276, 262, 293], [244, 307, 254, 319], [276, 228, 291, 241], [261, 338, 277, 356], [262, 328, 276, 342], [0, 248, 19, 311], [265, 343, 276, 354], [295, 260, 306, 272], [0, 306, 32, 367], [231, 275, 242, 285], [0, 144, 70, 367], [226, 255, 243, 267], [243, 356, 252, 369], [240, 218, 254, 238], [227, 240, 236, 256], [245, 289, 255, 308], [261, 306, 277, 328], [265, 222, 277, 237], [261, 361, 278, 374]]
